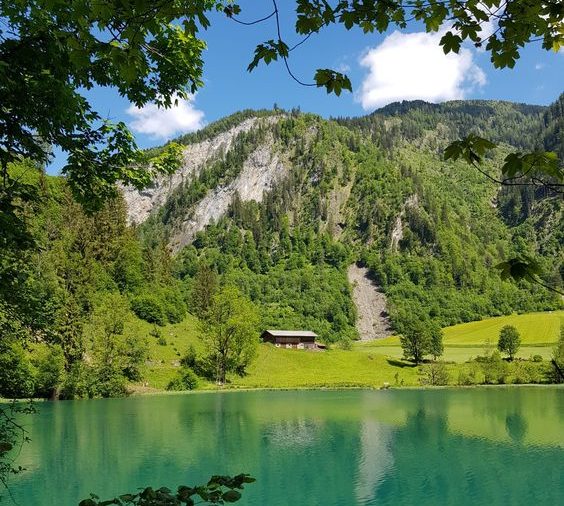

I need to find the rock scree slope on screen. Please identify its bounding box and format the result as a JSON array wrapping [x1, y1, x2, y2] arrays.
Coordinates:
[[348, 264, 392, 341]]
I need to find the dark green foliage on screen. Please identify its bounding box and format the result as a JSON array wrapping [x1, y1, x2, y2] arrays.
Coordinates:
[[498, 325, 521, 360], [0, 342, 35, 399], [32, 345, 66, 399], [550, 326, 564, 383], [166, 368, 199, 391], [190, 264, 218, 319], [131, 293, 166, 326], [399, 320, 433, 364], [80, 474, 254, 506]]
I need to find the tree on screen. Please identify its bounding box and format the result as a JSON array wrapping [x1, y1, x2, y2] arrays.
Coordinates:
[[88, 292, 132, 396], [428, 323, 444, 360], [201, 286, 259, 384], [191, 264, 218, 318], [498, 325, 521, 360], [550, 325, 564, 382], [33, 345, 66, 399], [0, 1, 199, 207], [400, 320, 432, 364]]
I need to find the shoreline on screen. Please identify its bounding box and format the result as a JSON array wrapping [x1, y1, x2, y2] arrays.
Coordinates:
[[3, 382, 563, 404], [127, 382, 564, 397]]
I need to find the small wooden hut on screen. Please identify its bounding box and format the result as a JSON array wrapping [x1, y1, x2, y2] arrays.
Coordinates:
[[261, 330, 321, 349]]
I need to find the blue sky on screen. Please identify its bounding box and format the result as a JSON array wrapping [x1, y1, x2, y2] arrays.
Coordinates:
[[48, 3, 564, 173]]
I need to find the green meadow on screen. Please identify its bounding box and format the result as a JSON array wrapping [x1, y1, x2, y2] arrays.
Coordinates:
[[135, 311, 562, 391], [359, 311, 563, 362]]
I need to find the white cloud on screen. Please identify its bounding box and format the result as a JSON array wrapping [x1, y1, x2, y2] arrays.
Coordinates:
[[358, 31, 486, 110], [535, 63, 545, 70], [126, 95, 205, 139]]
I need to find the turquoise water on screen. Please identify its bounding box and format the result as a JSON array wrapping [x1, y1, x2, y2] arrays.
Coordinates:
[[7, 388, 564, 505]]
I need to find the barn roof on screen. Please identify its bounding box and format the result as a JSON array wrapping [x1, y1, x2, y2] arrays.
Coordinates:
[[263, 330, 318, 337]]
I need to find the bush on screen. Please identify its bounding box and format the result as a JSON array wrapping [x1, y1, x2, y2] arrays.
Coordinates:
[[531, 354, 543, 363], [167, 368, 199, 391], [457, 369, 475, 386], [480, 350, 509, 384], [419, 362, 450, 386], [512, 361, 548, 384], [337, 338, 353, 351], [131, 293, 166, 325]]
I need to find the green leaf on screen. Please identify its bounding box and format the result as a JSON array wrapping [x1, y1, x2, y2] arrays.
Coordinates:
[[314, 69, 352, 96], [440, 32, 462, 54], [222, 490, 242, 502]]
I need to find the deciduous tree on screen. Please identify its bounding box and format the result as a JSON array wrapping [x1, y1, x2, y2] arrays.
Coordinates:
[[497, 324, 521, 360], [201, 286, 259, 384]]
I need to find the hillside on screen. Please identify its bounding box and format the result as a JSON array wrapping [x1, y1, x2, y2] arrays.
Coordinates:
[[124, 98, 563, 343]]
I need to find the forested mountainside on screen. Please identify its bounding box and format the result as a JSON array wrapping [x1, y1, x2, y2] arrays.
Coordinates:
[[1, 97, 562, 397], [127, 96, 563, 339]]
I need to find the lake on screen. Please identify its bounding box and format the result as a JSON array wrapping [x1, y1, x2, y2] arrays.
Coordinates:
[[7, 387, 564, 505]]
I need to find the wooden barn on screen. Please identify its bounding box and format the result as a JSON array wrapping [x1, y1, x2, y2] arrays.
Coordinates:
[[261, 330, 323, 350]]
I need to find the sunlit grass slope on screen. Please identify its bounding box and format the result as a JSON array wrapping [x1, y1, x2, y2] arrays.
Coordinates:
[[131, 315, 418, 390], [234, 345, 419, 389], [357, 311, 563, 362], [132, 311, 561, 391]]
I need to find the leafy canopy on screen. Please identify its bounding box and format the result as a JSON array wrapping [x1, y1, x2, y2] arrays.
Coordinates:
[[0, 0, 223, 207]]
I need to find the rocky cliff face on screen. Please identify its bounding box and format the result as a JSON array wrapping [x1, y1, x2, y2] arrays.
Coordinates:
[[122, 117, 271, 226], [169, 141, 289, 252]]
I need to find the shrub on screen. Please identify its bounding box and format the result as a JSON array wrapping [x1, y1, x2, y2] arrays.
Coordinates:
[[531, 354, 543, 362], [419, 362, 450, 386], [480, 350, 509, 384], [337, 338, 353, 351], [131, 293, 166, 325], [457, 369, 475, 386], [167, 368, 199, 391]]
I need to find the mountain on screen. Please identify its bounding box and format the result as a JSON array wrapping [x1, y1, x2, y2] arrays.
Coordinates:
[[121, 97, 563, 342]]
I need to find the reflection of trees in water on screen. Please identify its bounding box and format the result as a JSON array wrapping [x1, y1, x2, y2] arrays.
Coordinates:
[[371, 399, 563, 506], [505, 412, 528, 443], [355, 420, 394, 505]]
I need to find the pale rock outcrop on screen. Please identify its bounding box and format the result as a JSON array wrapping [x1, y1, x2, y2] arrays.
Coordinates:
[[169, 143, 288, 252], [122, 117, 262, 225]]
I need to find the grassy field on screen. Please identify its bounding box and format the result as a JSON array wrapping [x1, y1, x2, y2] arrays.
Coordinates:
[[358, 311, 563, 362], [132, 311, 561, 391]]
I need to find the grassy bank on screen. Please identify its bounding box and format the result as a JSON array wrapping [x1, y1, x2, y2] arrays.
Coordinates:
[[134, 311, 561, 391]]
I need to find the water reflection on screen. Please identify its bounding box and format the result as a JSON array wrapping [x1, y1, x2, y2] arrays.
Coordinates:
[[9, 388, 564, 506]]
